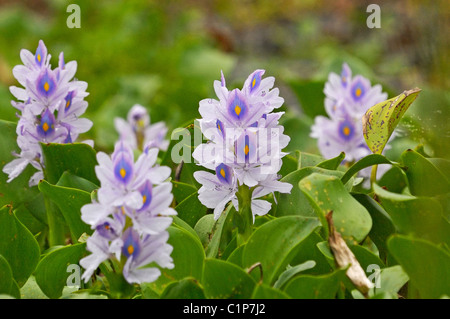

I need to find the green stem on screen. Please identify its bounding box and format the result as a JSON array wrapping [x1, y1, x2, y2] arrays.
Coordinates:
[[370, 164, 378, 187], [44, 194, 66, 247], [236, 184, 253, 246]]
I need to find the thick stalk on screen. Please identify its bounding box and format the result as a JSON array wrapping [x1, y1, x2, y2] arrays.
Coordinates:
[[236, 184, 253, 246], [370, 164, 378, 187], [44, 195, 66, 246]]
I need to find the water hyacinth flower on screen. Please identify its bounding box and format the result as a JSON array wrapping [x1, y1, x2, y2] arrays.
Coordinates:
[[114, 104, 169, 152], [80, 139, 175, 284], [193, 70, 292, 226], [311, 63, 392, 181], [3, 40, 92, 186]]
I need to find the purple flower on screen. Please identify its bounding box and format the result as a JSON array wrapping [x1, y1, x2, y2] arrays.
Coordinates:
[[311, 63, 393, 183], [80, 137, 176, 284], [3, 40, 92, 186], [114, 104, 169, 152], [193, 70, 292, 220]]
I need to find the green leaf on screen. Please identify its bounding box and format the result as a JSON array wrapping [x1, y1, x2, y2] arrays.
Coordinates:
[[273, 260, 316, 289], [194, 204, 235, 258], [387, 235, 450, 299], [251, 283, 291, 299], [56, 171, 99, 193], [400, 149, 450, 196], [144, 226, 205, 294], [340, 154, 398, 185], [0, 255, 13, 297], [373, 184, 450, 246], [242, 216, 320, 285], [175, 191, 207, 228], [352, 193, 396, 262], [20, 276, 49, 299], [316, 152, 345, 170], [0, 205, 40, 287], [41, 142, 99, 185], [160, 277, 205, 299], [275, 166, 344, 217], [172, 180, 197, 204], [34, 243, 86, 299], [299, 173, 372, 243], [202, 258, 256, 299], [372, 265, 409, 298], [362, 88, 421, 154], [38, 180, 92, 242], [283, 268, 347, 299]]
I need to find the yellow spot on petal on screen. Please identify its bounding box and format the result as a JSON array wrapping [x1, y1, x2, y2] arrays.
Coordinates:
[[44, 82, 50, 92], [143, 195, 147, 204], [105, 224, 110, 230], [120, 168, 127, 178], [244, 144, 249, 156], [343, 126, 351, 136], [252, 78, 256, 88], [43, 122, 49, 132], [121, 207, 126, 215], [235, 105, 241, 116], [220, 168, 226, 178], [355, 88, 362, 97], [37, 54, 41, 62], [66, 100, 71, 109], [127, 245, 134, 255]]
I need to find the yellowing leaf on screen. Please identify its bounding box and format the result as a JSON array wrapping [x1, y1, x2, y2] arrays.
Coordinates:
[[362, 88, 421, 154]]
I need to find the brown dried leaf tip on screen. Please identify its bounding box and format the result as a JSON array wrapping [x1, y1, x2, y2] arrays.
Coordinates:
[[326, 211, 374, 297]]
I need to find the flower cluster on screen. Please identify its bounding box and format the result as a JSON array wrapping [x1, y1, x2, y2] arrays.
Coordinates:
[[3, 40, 92, 186], [193, 70, 292, 221], [114, 104, 169, 153], [310, 63, 391, 179], [80, 139, 176, 284]]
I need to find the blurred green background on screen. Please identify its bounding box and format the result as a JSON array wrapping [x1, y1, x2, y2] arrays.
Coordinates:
[[0, 0, 448, 160]]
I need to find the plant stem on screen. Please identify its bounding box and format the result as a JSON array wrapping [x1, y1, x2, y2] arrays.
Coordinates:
[[370, 164, 378, 187], [236, 184, 253, 246], [44, 194, 66, 246]]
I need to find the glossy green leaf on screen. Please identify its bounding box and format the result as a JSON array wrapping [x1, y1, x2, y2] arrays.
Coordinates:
[[275, 166, 343, 217], [172, 180, 197, 204], [299, 173, 372, 243], [340, 154, 398, 185], [175, 191, 207, 228], [144, 226, 205, 294], [372, 265, 409, 299], [20, 276, 49, 299], [387, 235, 450, 299], [283, 268, 347, 299], [0, 255, 13, 297], [56, 171, 99, 193], [38, 180, 93, 242], [373, 184, 450, 246], [273, 260, 316, 289], [202, 258, 255, 299], [34, 243, 86, 299], [41, 142, 99, 185], [316, 152, 345, 170], [352, 193, 396, 262], [400, 149, 450, 196], [362, 88, 421, 154], [0, 205, 40, 287], [242, 216, 320, 285], [194, 204, 235, 258], [160, 277, 205, 299], [251, 283, 291, 299]]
